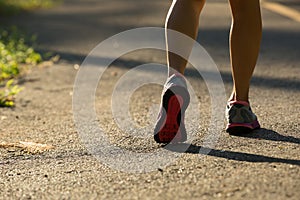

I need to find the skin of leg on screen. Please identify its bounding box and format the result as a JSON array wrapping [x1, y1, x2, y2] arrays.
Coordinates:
[[229, 0, 262, 101], [165, 0, 206, 75]]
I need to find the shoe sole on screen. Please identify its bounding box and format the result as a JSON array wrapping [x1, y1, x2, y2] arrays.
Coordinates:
[[154, 87, 189, 143], [226, 120, 260, 135]]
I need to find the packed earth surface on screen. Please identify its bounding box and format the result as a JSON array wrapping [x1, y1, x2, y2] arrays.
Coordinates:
[[0, 0, 299, 199]]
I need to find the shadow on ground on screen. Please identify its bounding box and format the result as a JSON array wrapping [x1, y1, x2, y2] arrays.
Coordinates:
[[238, 128, 300, 144], [166, 144, 300, 166], [165, 129, 300, 166], [43, 49, 300, 92]]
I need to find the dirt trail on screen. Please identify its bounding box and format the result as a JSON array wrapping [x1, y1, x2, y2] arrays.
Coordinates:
[[0, 0, 299, 199]]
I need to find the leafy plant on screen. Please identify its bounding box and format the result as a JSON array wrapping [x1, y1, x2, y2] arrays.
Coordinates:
[[0, 27, 42, 107], [0, 0, 60, 107], [0, 79, 23, 107]]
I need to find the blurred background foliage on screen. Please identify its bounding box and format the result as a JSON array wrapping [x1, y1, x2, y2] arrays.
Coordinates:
[[0, 0, 59, 16]]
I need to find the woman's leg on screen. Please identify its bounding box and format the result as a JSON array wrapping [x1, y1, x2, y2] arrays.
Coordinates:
[[165, 0, 206, 75], [228, 0, 262, 101], [225, 0, 262, 134], [154, 0, 206, 143]]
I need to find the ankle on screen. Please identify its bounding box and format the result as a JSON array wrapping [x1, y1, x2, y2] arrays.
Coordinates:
[[229, 92, 249, 102]]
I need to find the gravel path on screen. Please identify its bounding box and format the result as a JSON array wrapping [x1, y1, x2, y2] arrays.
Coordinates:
[[0, 0, 299, 199]]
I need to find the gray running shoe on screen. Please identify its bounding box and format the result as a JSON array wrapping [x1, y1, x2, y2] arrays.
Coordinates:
[[226, 100, 260, 135], [154, 73, 190, 143]]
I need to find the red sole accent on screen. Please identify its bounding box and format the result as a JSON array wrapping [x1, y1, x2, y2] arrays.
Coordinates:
[[226, 120, 260, 135], [226, 120, 260, 130], [157, 95, 183, 143]]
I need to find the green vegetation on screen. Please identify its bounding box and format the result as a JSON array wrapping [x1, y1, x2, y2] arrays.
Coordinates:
[[0, 27, 42, 79], [0, 27, 42, 107], [0, 0, 60, 107], [0, 79, 23, 107], [0, 0, 58, 16]]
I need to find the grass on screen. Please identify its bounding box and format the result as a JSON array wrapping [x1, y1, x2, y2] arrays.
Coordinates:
[[0, 27, 42, 107]]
